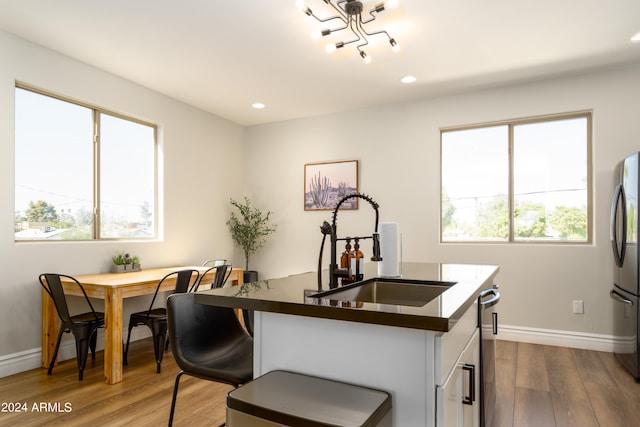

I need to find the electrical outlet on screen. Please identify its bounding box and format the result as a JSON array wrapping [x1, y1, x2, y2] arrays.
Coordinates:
[[573, 300, 584, 314]]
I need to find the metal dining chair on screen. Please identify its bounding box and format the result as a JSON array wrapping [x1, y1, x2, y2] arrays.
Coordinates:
[[38, 273, 105, 380], [202, 258, 229, 267], [192, 260, 254, 337], [123, 269, 199, 373], [167, 292, 253, 426], [191, 260, 232, 292], [194, 259, 254, 336]]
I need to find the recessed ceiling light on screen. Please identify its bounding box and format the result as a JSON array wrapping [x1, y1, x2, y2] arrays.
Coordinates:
[[400, 75, 416, 84], [631, 32, 640, 42], [252, 102, 265, 109]]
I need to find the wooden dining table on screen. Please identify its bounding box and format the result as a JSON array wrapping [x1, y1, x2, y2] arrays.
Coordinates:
[[41, 266, 243, 384]]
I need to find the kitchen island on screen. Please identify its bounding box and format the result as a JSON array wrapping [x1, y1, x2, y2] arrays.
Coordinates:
[[195, 262, 499, 426]]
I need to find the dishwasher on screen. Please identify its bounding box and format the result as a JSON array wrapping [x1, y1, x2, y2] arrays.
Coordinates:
[[479, 284, 500, 427]]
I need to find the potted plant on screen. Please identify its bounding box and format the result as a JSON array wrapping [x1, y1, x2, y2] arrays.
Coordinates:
[[227, 197, 277, 283], [111, 250, 141, 273]]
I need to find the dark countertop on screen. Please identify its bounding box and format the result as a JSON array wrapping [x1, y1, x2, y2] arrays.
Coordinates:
[[195, 262, 499, 333]]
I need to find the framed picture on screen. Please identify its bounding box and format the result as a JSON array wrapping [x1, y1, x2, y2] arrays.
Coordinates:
[[304, 160, 358, 210]]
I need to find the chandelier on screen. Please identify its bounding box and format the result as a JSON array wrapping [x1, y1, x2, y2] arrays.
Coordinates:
[[297, 0, 400, 63]]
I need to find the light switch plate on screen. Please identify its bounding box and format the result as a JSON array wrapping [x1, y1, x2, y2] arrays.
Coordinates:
[[572, 300, 584, 314]]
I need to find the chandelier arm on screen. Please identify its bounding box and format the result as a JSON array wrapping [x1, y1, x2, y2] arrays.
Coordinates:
[[362, 2, 388, 24], [347, 17, 363, 45], [354, 19, 370, 54], [327, 21, 349, 34], [335, 17, 363, 48], [356, 16, 393, 41], [339, 39, 361, 48], [359, 26, 393, 41], [329, 0, 349, 20], [356, 38, 370, 52], [361, 9, 378, 25], [355, 15, 372, 41], [310, 11, 347, 24], [340, 36, 363, 47]]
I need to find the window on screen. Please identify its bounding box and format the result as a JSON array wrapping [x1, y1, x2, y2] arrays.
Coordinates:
[[441, 112, 591, 243], [14, 85, 156, 241]]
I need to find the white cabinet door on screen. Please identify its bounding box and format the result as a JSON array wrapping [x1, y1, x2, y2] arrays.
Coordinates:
[[437, 329, 480, 427], [438, 363, 464, 427], [462, 329, 480, 427]]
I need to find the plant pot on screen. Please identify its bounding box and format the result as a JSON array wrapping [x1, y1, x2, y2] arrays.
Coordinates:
[[111, 264, 141, 273], [243, 270, 258, 283]]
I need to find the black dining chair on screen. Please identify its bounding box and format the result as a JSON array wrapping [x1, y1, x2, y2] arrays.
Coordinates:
[[191, 260, 232, 292], [167, 292, 253, 426], [202, 258, 229, 267], [38, 273, 105, 381], [123, 269, 199, 373], [192, 260, 254, 337], [242, 309, 254, 337]]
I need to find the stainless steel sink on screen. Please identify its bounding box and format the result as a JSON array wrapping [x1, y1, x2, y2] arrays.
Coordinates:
[[312, 278, 456, 307]]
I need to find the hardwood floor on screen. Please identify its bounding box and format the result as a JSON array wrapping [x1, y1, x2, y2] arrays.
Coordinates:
[[1, 339, 640, 426], [0, 339, 232, 427], [494, 340, 640, 427]]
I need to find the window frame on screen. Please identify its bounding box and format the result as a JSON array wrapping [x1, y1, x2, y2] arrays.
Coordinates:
[[14, 82, 158, 242], [440, 111, 593, 244]]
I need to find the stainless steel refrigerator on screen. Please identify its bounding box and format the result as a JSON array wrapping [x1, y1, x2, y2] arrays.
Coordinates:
[[610, 152, 640, 380]]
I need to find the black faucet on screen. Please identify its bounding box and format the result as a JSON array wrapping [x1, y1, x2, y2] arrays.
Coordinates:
[[317, 193, 382, 290]]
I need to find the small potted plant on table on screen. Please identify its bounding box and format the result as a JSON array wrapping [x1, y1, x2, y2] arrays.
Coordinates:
[[111, 251, 141, 273]]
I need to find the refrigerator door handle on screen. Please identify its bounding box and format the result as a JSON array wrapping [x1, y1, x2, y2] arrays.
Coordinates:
[[610, 289, 633, 306], [492, 312, 498, 335], [480, 289, 500, 310], [611, 183, 627, 267]]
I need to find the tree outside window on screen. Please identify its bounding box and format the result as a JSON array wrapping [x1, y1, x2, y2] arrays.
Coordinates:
[[441, 113, 591, 243], [14, 86, 156, 241]]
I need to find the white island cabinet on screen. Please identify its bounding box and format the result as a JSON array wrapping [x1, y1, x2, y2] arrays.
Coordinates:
[[254, 295, 480, 426], [195, 263, 498, 427]]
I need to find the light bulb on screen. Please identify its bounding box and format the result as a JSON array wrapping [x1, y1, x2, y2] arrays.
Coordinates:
[[389, 38, 400, 52], [326, 41, 344, 53], [295, 0, 306, 10], [385, 0, 399, 9], [360, 51, 372, 64], [631, 32, 640, 42], [311, 30, 322, 39]]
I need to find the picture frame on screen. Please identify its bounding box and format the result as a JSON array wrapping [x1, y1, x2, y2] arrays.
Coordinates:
[[304, 160, 358, 211]]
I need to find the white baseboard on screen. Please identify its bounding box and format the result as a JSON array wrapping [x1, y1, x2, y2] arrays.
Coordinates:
[[498, 324, 615, 352], [0, 328, 151, 379], [0, 347, 43, 379]]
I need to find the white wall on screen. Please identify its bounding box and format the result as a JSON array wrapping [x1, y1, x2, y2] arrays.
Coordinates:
[[245, 63, 640, 343], [0, 31, 245, 366]]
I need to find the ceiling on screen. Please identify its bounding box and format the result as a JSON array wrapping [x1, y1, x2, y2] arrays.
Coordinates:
[[0, 0, 639, 126]]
